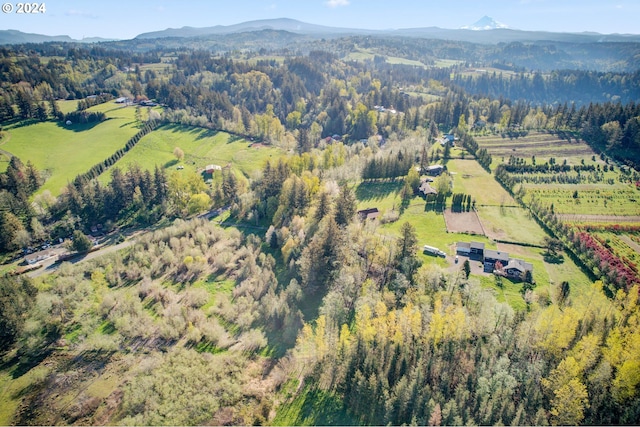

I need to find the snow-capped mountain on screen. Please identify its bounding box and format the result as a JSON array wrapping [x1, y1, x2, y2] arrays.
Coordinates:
[[461, 16, 509, 31]]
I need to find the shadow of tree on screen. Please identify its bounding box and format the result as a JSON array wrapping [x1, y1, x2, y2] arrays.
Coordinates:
[[355, 180, 402, 202], [55, 119, 104, 133], [164, 159, 179, 168]]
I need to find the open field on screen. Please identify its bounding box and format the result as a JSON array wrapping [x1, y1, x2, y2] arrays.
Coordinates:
[[477, 206, 549, 245], [475, 131, 599, 164], [0, 103, 141, 195], [105, 124, 281, 179], [57, 99, 79, 115], [355, 179, 403, 213], [345, 49, 428, 68], [447, 159, 518, 206]]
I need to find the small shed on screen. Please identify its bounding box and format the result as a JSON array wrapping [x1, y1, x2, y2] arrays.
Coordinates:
[[357, 208, 380, 221], [205, 164, 222, 174]]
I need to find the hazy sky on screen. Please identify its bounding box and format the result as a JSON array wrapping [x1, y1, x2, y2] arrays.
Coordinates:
[[0, 0, 637, 40]]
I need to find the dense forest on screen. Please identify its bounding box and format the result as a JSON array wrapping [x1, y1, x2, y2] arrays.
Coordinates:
[[1, 31, 640, 426]]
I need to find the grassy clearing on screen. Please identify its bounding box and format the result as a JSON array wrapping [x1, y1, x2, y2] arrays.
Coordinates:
[[57, 99, 78, 115], [105, 124, 281, 179], [0, 103, 140, 195], [272, 384, 356, 426], [385, 56, 428, 68], [355, 179, 403, 213], [345, 48, 427, 68], [192, 273, 236, 311], [0, 361, 51, 425], [477, 206, 548, 245], [447, 159, 518, 206]]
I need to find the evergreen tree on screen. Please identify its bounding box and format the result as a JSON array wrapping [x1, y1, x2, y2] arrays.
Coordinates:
[[334, 184, 356, 226], [396, 221, 418, 262], [463, 259, 471, 279], [71, 230, 92, 253]]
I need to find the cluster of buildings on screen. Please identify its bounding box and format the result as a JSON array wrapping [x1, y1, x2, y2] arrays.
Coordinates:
[[456, 241, 533, 281]]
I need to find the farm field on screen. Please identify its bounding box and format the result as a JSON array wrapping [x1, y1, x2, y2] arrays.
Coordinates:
[[557, 214, 640, 224], [0, 103, 141, 195], [104, 124, 282, 179], [447, 159, 518, 206], [345, 48, 428, 68], [523, 185, 640, 216], [475, 131, 599, 165], [591, 231, 640, 270], [477, 205, 548, 245]]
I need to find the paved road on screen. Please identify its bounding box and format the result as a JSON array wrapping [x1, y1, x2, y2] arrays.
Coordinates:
[[28, 239, 136, 278]]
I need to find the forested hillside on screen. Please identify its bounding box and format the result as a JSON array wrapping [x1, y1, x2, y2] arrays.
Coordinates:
[[1, 33, 639, 426]]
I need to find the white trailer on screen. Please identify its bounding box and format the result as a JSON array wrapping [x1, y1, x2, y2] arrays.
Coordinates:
[[423, 245, 446, 257]]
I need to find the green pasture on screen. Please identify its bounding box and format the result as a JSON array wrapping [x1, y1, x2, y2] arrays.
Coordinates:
[[105, 124, 281, 180], [447, 159, 518, 207], [57, 99, 79, 115], [0, 103, 141, 195], [355, 179, 404, 213], [476, 206, 548, 245], [385, 56, 428, 68], [345, 48, 428, 68]]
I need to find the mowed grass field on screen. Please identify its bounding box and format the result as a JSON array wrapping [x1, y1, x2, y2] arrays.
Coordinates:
[[446, 159, 518, 207], [477, 206, 548, 245], [105, 124, 281, 179], [0, 102, 141, 195], [475, 131, 600, 166]]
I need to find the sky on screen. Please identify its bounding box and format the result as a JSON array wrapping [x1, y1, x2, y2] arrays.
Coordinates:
[[0, 0, 638, 40]]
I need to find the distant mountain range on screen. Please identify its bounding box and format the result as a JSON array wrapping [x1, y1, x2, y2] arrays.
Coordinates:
[[2, 17, 640, 45], [133, 17, 640, 44], [0, 29, 116, 44]]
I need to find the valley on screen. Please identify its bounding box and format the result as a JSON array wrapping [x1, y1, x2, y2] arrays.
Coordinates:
[[0, 11, 639, 426]]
